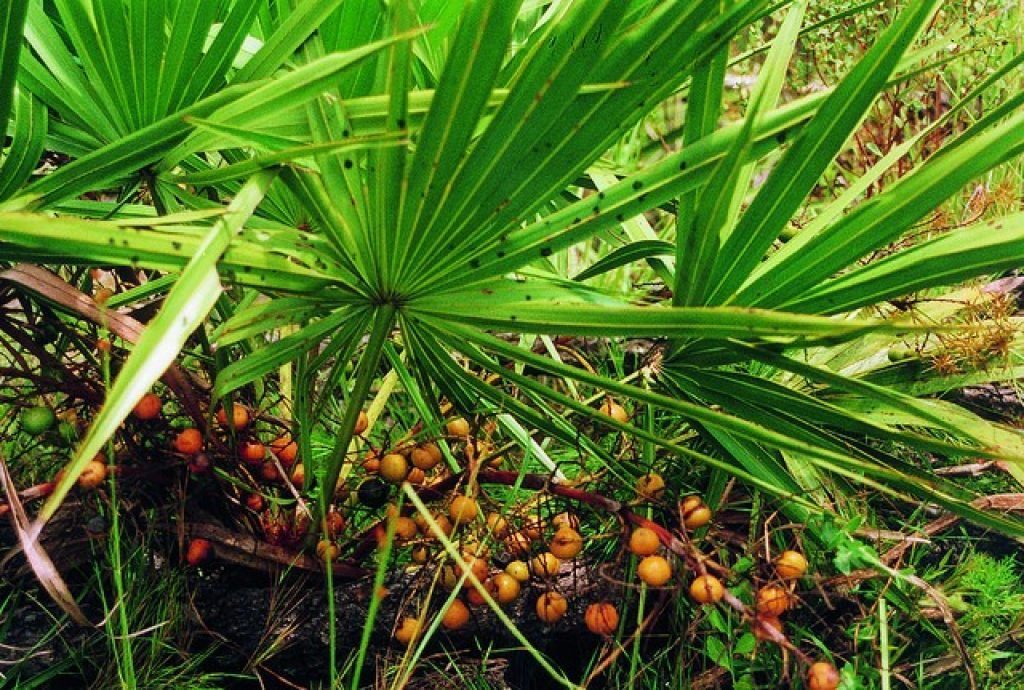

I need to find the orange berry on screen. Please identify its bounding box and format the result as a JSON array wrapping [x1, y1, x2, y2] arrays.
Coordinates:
[[466, 585, 488, 606], [78, 459, 108, 489], [486, 512, 510, 537], [449, 495, 479, 525], [269, 434, 298, 466], [245, 493, 265, 512], [549, 527, 583, 559], [536, 591, 568, 624], [446, 417, 470, 436], [440, 565, 460, 590], [379, 453, 409, 484], [186, 538, 212, 566], [96, 338, 111, 353], [629, 527, 661, 556], [239, 440, 266, 465], [756, 585, 790, 616], [174, 428, 203, 454], [681, 495, 712, 530], [504, 531, 532, 556], [290, 463, 305, 487], [505, 560, 530, 583], [638, 555, 673, 587], [353, 409, 369, 435], [688, 574, 725, 604], [362, 451, 381, 473], [411, 443, 442, 470], [132, 393, 162, 421], [584, 602, 619, 636], [458, 536, 489, 559], [317, 539, 340, 561], [520, 517, 544, 540], [260, 461, 280, 483], [458, 556, 490, 583], [807, 661, 840, 690], [394, 617, 420, 646], [552, 512, 580, 531], [216, 403, 249, 431], [530, 552, 561, 578], [775, 550, 808, 580], [325, 510, 345, 539], [491, 572, 521, 604], [188, 452, 211, 474], [442, 599, 471, 630], [599, 399, 629, 424], [636, 473, 666, 500], [392, 516, 418, 542], [754, 615, 784, 641]]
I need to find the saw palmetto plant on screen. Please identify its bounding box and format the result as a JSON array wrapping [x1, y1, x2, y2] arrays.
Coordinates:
[[2, 0, 1024, 684]]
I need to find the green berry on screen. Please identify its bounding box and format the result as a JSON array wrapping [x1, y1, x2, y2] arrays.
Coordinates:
[[21, 406, 56, 435]]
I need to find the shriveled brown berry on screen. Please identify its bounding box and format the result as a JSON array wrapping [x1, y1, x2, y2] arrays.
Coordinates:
[[440, 565, 459, 590], [536, 591, 568, 624], [688, 574, 725, 604], [584, 602, 619, 636], [406, 467, 426, 485]]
